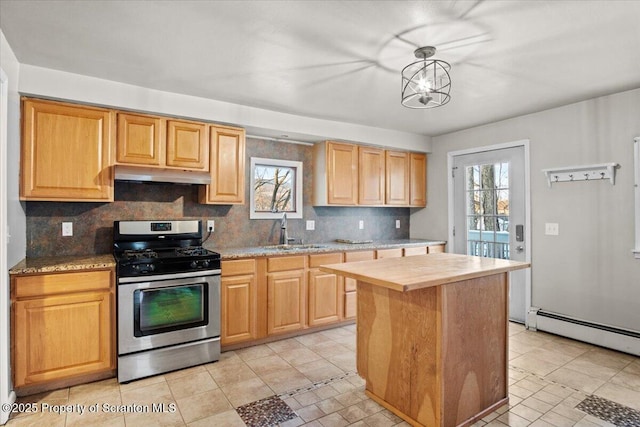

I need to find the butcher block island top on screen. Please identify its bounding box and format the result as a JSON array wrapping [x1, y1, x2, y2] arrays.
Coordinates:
[[320, 252, 530, 292], [320, 253, 530, 427]]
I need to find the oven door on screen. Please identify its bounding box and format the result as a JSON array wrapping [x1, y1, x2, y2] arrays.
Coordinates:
[[118, 271, 220, 355]]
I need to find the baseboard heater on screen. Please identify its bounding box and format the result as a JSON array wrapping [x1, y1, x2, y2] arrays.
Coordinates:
[[528, 308, 640, 356]]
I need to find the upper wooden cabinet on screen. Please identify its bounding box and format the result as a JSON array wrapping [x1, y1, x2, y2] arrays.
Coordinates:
[[359, 146, 385, 205], [116, 113, 165, 166], [21, 98, 114, 202], [385, 150, 410, 205], [166, 120, 208, 169], [314, 140, 426, 207], [314, 141, 358, 205], [116, 113, 208, 171], [199, 126, 246, 204], [409, 153, 427, 207]]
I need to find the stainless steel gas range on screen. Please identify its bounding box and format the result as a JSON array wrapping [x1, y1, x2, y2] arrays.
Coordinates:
[[113, 220, 221, 383]]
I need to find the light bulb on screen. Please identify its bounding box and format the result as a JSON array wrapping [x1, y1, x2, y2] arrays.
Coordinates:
[[417, 78, 432, 92]]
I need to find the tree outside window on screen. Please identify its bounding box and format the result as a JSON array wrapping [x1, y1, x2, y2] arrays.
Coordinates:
[[250, 158, 303, 219]]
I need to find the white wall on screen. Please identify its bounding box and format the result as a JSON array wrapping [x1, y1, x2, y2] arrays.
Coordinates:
[[18, 65, 432, 153], [0, 29, 23, 425], [411, 88, 640, 332]]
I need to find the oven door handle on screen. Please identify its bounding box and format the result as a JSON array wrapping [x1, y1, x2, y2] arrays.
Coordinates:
[[118, 269, 221, 284]]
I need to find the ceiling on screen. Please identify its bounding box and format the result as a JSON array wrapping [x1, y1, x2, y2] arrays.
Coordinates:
[[1, 0, 639, 138]]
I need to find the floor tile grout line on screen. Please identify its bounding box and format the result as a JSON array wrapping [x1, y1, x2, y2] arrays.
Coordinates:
[[277, 371, 359, 399]]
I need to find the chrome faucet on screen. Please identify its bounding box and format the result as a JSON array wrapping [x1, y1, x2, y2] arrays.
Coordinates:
[[279, 212, 289, 245]]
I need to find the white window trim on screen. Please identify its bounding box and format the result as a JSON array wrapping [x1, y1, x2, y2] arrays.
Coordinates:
[[634, 137, 640, 259], [249, 157, 303, 219]]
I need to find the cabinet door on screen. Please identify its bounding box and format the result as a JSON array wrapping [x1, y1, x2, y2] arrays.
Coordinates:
[[13, 291, 113, 387], [221, 274, 257, 345], [327, 142, 358, 205], [344, 250, 375, 292], [358, 146, 385, 205], [116, 112, 165, 166], [166, 120, 208, 170], [385, 150, 410, 205], [308, 269, 341, 326], [410, 153, 427, 207], [267, 270, 305, 335], [344, 291, 357, 320], [201, 126, 245, 204], [21, 99, 114, 202]]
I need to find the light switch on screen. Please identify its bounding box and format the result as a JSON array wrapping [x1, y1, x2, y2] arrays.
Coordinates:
[[545, 223, 559, 236], [359, 220, 364, 230], [306, 220, 315, 231], [62, 222, 73, 237], [396, 220, 401, 229]]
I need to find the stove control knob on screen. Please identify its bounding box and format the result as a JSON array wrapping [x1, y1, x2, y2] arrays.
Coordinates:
[[202, 260, 210, 268], [148, 264, 155, 272], [190, 261, 198, 269]]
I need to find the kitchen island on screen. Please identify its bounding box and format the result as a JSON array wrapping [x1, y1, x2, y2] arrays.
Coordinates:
[[320, 253, 530, 427]]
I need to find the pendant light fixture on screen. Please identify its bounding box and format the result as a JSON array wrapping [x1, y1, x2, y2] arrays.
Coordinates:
[[401, 46, 451, 109]]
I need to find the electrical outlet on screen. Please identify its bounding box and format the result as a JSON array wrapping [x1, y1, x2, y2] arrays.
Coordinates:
[[545, 222, 559, 236], [359, 220, 364, 230], [396, 219, 400, 229], [62, 222, 73, 237], [306, 220, 315, 231], [207, 220, 215, 232]]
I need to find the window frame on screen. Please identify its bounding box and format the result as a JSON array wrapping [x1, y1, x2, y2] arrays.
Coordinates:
[[249, 157, 303, 219]]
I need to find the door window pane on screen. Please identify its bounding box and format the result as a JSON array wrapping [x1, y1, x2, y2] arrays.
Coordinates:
[[465, 162, 510, 260]]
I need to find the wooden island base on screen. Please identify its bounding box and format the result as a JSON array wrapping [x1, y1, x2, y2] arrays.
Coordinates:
[[357, 275, 508, 426], [320, 253, 530, 427]]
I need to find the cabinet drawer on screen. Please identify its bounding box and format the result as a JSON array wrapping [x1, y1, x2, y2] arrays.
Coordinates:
[[308, 252, 342, 268], [344, 250, 375, 263], [13, 270, 112, 299], [267, 256, 306, 272], [404, 246, 427, 257], [428, 244, 445, 254], [222, 259, 256, 276], [376, 248, 403, 259]]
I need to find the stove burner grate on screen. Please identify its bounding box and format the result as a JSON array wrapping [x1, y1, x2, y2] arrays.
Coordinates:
[[123, 249, 158, 260]]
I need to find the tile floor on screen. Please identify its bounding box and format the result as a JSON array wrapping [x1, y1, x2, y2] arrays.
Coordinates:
[[5, 322, 640, 426]]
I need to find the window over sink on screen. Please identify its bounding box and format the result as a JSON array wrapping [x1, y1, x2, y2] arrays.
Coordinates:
[[250, 157, 303, 219]]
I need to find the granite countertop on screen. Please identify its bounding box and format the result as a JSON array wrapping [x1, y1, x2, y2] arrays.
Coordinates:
[[9, 239, 447, 274], [320, 252, 530, 292], [212, 238, 446, 260], [9, 254, 116, 275]]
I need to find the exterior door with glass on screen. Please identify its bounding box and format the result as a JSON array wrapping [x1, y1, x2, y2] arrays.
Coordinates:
[[452, 146, 528, 322]]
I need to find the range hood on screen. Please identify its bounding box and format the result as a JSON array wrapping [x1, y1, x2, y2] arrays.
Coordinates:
[[114, 165, 211, 185]]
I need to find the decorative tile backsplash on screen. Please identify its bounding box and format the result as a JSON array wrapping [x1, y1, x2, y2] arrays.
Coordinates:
[[25, 138, 411, 257]]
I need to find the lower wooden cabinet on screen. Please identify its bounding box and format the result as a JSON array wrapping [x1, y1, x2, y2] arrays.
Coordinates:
[[11, 270, 115, 392], [220, 245, 445, 347], [428, 244, 445, 253], [343, 251, 375, 319], [221, 259, 257, 345], [308, 253, 343, 326], [376, 248, 403, 259], [267, 269, 306, 335], [404, 246, 428, 256]]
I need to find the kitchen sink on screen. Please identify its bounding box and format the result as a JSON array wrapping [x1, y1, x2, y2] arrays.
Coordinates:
[[260, 244, 328, 251]]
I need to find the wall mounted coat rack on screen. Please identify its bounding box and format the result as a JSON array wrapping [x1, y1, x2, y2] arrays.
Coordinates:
[[542, 163, 618, 188]]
